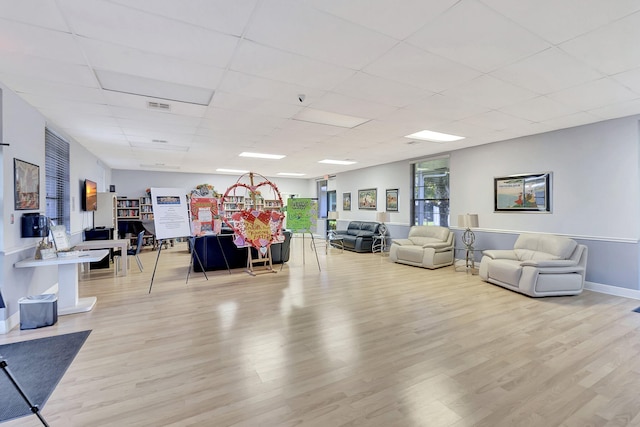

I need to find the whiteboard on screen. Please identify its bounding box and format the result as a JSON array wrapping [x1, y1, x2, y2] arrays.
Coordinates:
[[150, 188, 191, 240]]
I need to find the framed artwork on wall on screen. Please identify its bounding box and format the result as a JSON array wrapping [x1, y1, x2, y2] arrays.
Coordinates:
[[343, 192, 351, 211], [358, 188, 377, 210], [14, 158, 40, 210], [386, 189, 398, 212], [494, 172, 551, 212]]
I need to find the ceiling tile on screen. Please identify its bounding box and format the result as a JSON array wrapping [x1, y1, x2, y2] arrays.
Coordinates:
[[109, 0, 259, 36], [548, 78, 638, 111], [407, 0, 551, 73], [441, 75, 537, 110], [303, 0, 459, 40], [481, 0, 640, 44], [332, 72, 432, 108], [230, 41, 355, 90], [559, 11, 640, 75], [245, 0, 397, 69], [499, 96, 577, 123], [364, 42, 482, 93], [490, 47, 604, 95], [58, 0, 239, 68]]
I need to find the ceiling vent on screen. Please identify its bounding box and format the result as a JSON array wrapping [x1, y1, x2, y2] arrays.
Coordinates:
[[151, 139, 168, 144], [147, 101, 171, 111]]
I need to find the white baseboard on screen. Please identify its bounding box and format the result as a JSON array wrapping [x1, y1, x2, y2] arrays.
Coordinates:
[[585, 281, 640, 300]]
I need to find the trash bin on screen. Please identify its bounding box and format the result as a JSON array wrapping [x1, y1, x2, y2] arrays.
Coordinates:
[[19, 294, 58, 330]]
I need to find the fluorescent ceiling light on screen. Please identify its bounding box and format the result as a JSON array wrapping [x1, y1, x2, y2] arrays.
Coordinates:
[[96, 69, 214, 106], [140, 163, 180, 170], [319, 159, 357, 165], [239, 152, 285, 160], [405, 130, 465, 142], [216, 168, 249, 174], [293, 108, 370, 128], [130, 142, 189, 152], [277, 172, 306, 176]]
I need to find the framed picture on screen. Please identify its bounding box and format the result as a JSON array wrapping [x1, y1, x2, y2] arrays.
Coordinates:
[[386, 189, 398, 212], [14, 158, 40, 210], [494, 172, 551, 212], [343, 192, 351, 211], [358, 188, 377, 210]]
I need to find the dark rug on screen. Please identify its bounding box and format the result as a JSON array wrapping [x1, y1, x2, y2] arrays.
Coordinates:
[[0, 330, 91, 423]]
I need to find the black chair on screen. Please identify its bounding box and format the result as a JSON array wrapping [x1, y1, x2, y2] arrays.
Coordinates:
[[115, 231, 144, 272]]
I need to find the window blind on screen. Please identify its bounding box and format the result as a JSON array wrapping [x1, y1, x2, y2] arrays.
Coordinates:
[[45, 128, 70, 231]]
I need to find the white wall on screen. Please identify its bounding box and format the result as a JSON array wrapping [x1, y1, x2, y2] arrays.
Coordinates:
[[450, 116, 640, 240], [0, 82, 112, 332]]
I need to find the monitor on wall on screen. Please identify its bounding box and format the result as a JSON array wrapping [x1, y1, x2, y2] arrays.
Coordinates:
[[83, 179, 97, 211]]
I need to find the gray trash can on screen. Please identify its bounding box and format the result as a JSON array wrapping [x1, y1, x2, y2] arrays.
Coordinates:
[[19, 294, 58, 330]]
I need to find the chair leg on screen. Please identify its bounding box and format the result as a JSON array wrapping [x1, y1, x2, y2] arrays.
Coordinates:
[[135, 255, 143, 272]]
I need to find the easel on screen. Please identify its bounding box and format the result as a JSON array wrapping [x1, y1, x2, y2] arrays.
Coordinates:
[[148, 236, 208, 294], [300, 232, 321, 271], [246, 245, 276, 275], [0, 356, 49, 426]]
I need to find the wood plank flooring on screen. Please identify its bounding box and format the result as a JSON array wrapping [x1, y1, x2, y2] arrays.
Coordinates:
[[2, 237, 640, 427]]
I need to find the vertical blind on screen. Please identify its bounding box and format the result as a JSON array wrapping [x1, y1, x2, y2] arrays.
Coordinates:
[[45, 128, 70, 231]]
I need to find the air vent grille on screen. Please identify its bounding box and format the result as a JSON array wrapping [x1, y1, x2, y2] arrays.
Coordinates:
[[147, 101, 171, 111]]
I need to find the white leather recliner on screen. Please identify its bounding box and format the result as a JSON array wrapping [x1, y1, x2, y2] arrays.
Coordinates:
[[389, 225, 454, 269], [479, 233, 588, 297]]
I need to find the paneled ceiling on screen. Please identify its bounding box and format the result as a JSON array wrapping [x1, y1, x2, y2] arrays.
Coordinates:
[[2, 0, 640, 178]]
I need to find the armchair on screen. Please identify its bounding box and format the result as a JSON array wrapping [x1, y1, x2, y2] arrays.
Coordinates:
[[389, 225, 454, 269], [479, 233, 588, 297]]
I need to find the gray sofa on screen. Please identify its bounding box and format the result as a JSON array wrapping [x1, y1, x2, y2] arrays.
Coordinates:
[[333, 221, 382, 253], [479, 233, 588, 297]]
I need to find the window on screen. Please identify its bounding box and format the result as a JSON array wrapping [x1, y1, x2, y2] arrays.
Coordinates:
[[45, 128, 70, 231], [411, 157, 450, 227]]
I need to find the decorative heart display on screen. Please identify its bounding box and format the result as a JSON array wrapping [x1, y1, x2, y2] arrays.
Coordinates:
[[222, 174, 285, 253]]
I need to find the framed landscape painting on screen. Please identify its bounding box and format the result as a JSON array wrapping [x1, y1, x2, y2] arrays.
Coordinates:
[[494, 172, 551, 212], [343, 192, 351, 211], [358, 188, 377, 210], [14, 158, 40, 210], [386, 189, 398, 212]]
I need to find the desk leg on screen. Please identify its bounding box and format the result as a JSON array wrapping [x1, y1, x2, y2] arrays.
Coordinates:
[[57, 264, 97, 315]]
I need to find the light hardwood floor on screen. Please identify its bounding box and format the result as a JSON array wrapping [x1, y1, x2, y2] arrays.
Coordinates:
[[2, 238, 640, 427]]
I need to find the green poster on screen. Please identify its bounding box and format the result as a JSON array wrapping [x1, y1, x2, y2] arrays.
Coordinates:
[[286, 198, 317, 233]]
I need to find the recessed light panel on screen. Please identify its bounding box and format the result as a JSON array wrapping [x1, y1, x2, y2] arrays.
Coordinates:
[[96, 70, 214, 106], [404, 130, 465, 142], [318, 159, 357, 165], [216, 168, 249, 174], [239, 152, 285, 160], [294, 108, 370, 128]]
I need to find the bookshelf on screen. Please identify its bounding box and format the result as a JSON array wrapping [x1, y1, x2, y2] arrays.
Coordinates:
[[117, 198, 140, 219]]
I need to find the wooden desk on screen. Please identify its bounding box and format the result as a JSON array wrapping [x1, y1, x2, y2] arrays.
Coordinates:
[[74, 239, 130, 276], [14, 249, 109, 315]]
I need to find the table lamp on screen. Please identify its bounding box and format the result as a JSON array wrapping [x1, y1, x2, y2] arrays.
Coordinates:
[[376, 211, 390, 234], [458, 213, 479, 249]]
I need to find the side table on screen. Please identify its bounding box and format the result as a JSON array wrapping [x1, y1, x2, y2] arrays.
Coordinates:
[[454, 246, 483, 274]]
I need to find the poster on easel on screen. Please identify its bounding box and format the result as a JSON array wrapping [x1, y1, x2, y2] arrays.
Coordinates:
[[150, 188, 191, 240], [286, 198, 318, 233], [189, 197, 221, 236]]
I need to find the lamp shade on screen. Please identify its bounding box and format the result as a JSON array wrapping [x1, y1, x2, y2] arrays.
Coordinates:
[[457, 213, 479, 228], [376, 211, 390, 223], [328, 211, 339, 220]]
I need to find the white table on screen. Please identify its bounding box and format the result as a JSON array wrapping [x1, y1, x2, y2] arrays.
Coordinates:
[[74, 238, 130, 276], [14, 249, 109, 315]]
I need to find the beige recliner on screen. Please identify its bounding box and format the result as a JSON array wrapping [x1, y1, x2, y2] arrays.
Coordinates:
[[479, 233, 588, 297], [389, 226, 454, 269]]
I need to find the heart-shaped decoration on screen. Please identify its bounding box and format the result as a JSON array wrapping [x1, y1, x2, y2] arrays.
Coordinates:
[[221, 174, 285, 252]]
